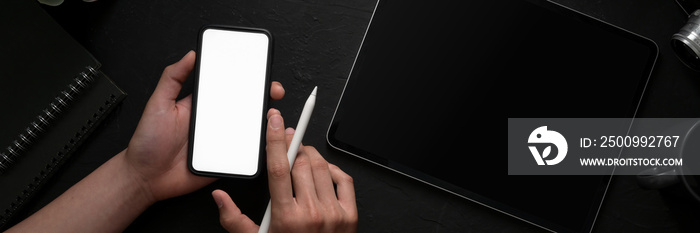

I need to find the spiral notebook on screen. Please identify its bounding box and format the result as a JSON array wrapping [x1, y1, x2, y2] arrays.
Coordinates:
[[0, 0, 127, 229]]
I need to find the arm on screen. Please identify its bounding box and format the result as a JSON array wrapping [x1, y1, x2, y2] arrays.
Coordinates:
[[7, 51, 207, 232], [6, 150, 153, 232], [7, 50, 286, 232]]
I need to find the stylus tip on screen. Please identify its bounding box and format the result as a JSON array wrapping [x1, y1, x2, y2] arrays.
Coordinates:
[[311, 86, 317, 96]]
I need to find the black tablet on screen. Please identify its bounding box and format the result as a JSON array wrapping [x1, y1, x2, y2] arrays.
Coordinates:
[[327, 0, 658, 232]]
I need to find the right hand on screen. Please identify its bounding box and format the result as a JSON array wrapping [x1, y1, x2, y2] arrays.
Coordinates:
[[212, 108, 358, 233]]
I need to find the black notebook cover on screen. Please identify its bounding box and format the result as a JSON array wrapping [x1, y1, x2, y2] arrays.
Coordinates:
[[0, 0, 127, 229]]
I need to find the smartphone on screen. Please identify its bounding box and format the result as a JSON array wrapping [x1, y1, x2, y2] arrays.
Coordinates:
[[188, 25, 272, 178]]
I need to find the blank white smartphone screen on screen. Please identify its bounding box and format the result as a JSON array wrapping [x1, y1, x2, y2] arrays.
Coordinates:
[[191, 27, 270, 176]]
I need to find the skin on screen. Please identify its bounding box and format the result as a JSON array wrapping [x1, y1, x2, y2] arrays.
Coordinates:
[[6, 50, 356, 233], [213, 110, 358, 233]]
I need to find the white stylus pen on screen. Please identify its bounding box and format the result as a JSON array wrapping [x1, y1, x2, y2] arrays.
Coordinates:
[[258, 86, 317, 233]]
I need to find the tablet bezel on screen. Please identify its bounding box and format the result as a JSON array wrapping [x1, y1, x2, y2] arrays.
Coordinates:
[[327, 0, 658, 232]]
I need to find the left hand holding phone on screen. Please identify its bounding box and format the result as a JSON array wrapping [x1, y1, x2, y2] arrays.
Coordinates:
[[5, 50, 354, 232], [127, 50, 286, 202], [5, 50, 285, 232], [125, 50, 215, 202]]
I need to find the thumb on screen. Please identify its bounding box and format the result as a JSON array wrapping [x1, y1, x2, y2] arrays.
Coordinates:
[[151, 50, 196, 104], [212, 190, 259, 233]]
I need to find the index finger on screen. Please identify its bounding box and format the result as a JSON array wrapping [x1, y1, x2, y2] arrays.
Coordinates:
[[266, 111, 294, 206]]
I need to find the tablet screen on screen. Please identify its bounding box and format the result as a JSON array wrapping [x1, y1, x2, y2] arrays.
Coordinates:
[[328, 0, 657, 232]]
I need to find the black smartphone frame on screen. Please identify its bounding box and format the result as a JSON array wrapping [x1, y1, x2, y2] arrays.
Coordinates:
[[188, 25, 273, 179]]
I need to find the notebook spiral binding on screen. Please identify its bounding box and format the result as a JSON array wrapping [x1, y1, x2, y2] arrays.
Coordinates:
[[0, 66, 98, 174]]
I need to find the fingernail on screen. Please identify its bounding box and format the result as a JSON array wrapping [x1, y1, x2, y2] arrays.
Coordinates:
[[270, 114, 283, 129], [269, 108, 280, 116], [285, 127, 295, 135]]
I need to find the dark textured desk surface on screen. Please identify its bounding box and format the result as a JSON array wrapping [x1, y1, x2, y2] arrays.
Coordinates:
[[11, 0, 700, 232]]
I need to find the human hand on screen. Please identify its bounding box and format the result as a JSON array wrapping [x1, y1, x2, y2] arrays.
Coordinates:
[[212, 109, 358, 233], [125, 50, 286, 202]]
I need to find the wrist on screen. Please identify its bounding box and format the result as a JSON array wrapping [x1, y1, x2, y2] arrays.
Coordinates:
[[114, 149, 157, 207]]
